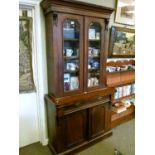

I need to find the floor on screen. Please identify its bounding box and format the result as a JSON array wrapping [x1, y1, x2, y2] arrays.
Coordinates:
[[20, 119, 135, 155]]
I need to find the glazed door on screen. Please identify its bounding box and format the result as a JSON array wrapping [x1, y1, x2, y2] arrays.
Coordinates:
[[59, 14, 84, 96], [84, 17, 106, 91]]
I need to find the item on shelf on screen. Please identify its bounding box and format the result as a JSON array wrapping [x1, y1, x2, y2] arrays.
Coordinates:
[[122, 100, 131, 108], [88, 47, 100, 57], [122, 97, 135, 107], [117, 87, 123, 98], [70, 76, 79, 90], [76, 48, 79, 56], [131, 83, 135, 93], [114, 84, 134, 99], [106, 66, 117, 72], [114, 88, 119, 99], [130, 98, 135, 105], [93, 48, 100, 56], [126, 85, 131, 96], [122, 86, 127, 96], [66, 49, 73, 57], [66, 62, 77, 71], [92, 61, 100, 68], [88, 77, 99, 87], [64, 73, 70, 91], [106, 64, 135, 73], [95, 32, 100, 40], [64, 28, 75, 39], [88, 64, 91, 69], [127, 64, 135, 70], [112, 102, 127, 113], [120, 65, 128, 71], [89, 29, 96, 39]]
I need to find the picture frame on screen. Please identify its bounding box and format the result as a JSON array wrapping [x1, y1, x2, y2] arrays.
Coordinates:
[[19, 10, 35, 93], [115, 0, 135, 26], [108, 26, 135, 58]]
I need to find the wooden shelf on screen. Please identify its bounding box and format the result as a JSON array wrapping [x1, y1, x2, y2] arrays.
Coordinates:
[[106, 60, 135, 67], [64, 38, 79, 42], [111, 105, 135, 128], [88, 68, 100, 72], [88, 55, 100, 59], [64, 56, 79, 59], [106, 70, 135, 87], [64, 69, 79, 73], [89, 39, 100, 42]]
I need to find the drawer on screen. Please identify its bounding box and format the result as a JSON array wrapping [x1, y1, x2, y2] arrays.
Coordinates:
[[58, 96, 110, 116]]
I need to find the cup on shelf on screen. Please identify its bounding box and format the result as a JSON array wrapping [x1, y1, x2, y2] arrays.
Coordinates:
[[92, 61, 100, 68], [88, 77, 99, 87], [92, 49, 99, 56], [66, 63, 77, 71], [66, 49, 73, 57]]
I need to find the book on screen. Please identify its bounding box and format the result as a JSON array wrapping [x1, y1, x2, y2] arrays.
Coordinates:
[[112, 102, 127, 113]]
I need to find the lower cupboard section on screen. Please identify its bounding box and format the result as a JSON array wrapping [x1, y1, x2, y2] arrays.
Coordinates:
[[45, 95, 112, 155]]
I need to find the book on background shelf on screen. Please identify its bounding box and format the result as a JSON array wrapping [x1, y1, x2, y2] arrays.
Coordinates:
[[112, 102, 127, 113], [121, 97, 135, 106]]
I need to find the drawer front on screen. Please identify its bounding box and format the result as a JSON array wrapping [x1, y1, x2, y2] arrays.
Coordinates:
[[62, 96, 110, 116]]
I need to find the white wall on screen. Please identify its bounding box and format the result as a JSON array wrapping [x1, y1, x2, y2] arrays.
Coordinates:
[[19, 93, 39, 147], [19, 0, 48, 147]]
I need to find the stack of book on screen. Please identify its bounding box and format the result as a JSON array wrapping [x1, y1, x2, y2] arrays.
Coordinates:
[[112, 102, 127, 113]]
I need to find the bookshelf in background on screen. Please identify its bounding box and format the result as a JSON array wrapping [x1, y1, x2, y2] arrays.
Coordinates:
[[106, 60, 135, 128]]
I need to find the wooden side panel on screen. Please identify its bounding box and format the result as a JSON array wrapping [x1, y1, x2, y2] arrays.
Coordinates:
[[53, 118, 67, 153]]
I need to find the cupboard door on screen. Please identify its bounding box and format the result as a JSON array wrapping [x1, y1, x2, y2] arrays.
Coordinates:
[[84, 17, 106, 91], [89, 102, 111, 139], [59, 14, 84, 95], [65, 110, 87, 148]]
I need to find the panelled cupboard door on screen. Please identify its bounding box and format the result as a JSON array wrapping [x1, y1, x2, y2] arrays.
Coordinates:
[[65, 110, 87, 148], [84, 17, 106, 91], [88, 102, 111, 139], [57, 13, 84, 96]]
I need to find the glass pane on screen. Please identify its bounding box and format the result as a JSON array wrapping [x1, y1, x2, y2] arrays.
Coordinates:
[[88, 23, 101, 87], [63, 19, 80, 92]]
